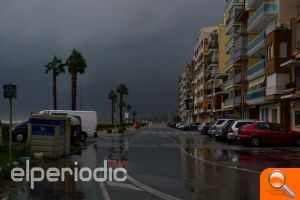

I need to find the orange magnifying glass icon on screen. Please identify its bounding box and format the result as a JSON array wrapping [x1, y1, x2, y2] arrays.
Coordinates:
[[268, 170, 296, 199]]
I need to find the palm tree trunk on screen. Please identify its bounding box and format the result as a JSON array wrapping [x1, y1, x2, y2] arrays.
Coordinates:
[[119, 95, 123, 125], [111, 100, 114, 125], [71, 66, 77, 110], [53, 69, 57, 110]]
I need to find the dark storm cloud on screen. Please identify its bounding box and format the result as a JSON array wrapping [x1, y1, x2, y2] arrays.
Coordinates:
[[0, 0, 225, 121]]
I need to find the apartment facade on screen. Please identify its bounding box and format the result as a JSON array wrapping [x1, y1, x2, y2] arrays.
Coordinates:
[[178, 0, 300, 126], [193, 26, 218, 123], [178, 61, 195, 123], [281, 4, 300, 131]]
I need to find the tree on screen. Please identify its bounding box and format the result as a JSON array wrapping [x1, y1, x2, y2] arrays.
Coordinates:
[[66, 49, 87, 110], [126, 104, 132, 123], [44, 55, 65, 110], [117, 84, 128, 125], [108, 90, 118, 125], [132, 110, 137, 123]]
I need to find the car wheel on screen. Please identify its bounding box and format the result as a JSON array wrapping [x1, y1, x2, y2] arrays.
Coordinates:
[[15, 133, 24, 142], [295, 138, 300, 147], [251, 137, 260, 147]]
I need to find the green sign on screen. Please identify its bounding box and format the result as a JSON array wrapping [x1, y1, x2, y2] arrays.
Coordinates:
[[3, 84, 17, 99]]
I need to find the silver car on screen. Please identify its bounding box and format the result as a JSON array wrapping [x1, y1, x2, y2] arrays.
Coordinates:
[[227, 120, 255, 140]]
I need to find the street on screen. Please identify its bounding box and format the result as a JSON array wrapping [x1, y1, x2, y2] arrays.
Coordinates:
[[4, 123, 300, 200]]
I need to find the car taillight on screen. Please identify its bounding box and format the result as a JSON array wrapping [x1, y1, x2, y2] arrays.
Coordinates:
[[212, 125, 217, 129], [229, 128, 233, 133]]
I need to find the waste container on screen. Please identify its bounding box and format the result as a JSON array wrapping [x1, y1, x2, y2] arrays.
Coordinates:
[[28, 115, 71, 159]]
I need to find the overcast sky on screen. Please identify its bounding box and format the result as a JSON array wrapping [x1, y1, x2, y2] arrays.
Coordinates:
[[0, 0, 225, 121]]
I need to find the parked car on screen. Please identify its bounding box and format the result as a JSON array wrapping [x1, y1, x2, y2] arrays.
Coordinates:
[[208, 119, 234, 137], [237, 122, 300, 146], [39, 110, 98, 137], [227, 120, 255, 141], [197, 123, 205, 132], [180, 123, 199, 131], [167, 122, 177, 128], [201, 123, 211, 135], [176, 123, 184, 129], [215, 119, 236, 141], [12, 121, 29, 142]]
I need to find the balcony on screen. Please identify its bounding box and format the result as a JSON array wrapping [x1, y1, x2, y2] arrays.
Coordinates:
[[247, 31, 265, 56], [226, 0, 245, 13], [225, 98, 234, 107], [224, 78, 234, 89], [247, 87, 266, 103], [285, 80, 300, 92], [225, 17, 243, 34], [246, 0, 263, 9], [247, 3, 278, 32], [247, 59, 265, 80], [266, 85, 286, 96], [225, 38, 234, 53], [235, 96, 242, 104]]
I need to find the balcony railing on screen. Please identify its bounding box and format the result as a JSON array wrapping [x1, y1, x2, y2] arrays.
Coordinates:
[[225, 38, 234, 53], [235, 96, 242, 104], [246, 0, 262, 9], [247, 3, 278, 31], [247, 31, 265, 56], [285, 81, 300, 90], [247, 59, 265, 80], [224, 78, 234, 89], [247, 87, 266, 101], [226, 0, 245, 12], [225, 98, 234, 107]]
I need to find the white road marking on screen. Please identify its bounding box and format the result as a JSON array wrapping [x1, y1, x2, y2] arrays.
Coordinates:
[[127, 174, 182, 200], [100, 181, 111, 200], [106, 181, 143, 191]]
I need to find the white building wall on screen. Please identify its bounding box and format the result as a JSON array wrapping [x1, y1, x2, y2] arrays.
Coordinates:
[[260, 103, 281, 123]]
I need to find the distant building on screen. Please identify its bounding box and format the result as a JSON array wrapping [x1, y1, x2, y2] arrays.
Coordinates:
[[178, 61, 195, 123]]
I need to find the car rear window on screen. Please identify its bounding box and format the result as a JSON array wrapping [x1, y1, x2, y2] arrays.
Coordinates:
[[216, 120, 225, 125], [236, 122, 252, 128]]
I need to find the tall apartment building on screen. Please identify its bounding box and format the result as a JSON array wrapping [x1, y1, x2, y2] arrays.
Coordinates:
[[193, 26, 218, 123], [246, 0, 299, 124], [209, 24, 229, 119], [223, 0, 249, 119], [178, 61, 195, 123], [281, 4, 300, 130]]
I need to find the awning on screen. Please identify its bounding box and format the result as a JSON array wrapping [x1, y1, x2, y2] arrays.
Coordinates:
[[248, 76, 265, 88], [281, 59, 300, 68]]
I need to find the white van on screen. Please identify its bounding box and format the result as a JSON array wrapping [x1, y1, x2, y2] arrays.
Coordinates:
[[39, 110, 98, 137]]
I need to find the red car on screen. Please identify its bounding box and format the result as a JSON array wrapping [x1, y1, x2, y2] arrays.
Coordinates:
[[237, 122, 300, 146]]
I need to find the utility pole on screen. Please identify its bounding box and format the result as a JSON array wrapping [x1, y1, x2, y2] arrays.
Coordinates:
[[3, 83, 16, 165]]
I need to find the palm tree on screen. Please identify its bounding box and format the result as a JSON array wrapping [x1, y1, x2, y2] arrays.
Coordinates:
[[108, 90, 118, 125], [66, 49, 87, 110], [44, 55, 65, 110], [132, 111, 137, 123], [126, 104, 132, 123], [117, 84, 128, 125]]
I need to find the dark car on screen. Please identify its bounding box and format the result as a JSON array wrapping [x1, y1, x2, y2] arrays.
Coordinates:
[[215, 119, 236, 141], [12, 121, 29, 142], [201, 123, 211, 135], [182, 123, 199, 131], [167, 122, 177, 128], [238, 122, 300, 146]]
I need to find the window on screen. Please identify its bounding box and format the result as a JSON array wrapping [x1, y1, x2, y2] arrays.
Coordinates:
[[256, 123, 271, 130], [270, 123, 287, 132], [295, 111, 300, 126], [216, 120, 225, 125], [279, 42, 287, 58], [269, 43, 274, 59], [236, 122, 252, 128]]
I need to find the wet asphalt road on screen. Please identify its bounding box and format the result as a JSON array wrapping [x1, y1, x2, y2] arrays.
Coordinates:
[[4, 123, 300, 200]]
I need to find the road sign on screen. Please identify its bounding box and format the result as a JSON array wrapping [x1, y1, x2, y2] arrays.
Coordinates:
[[3, 84, 16, 99]]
